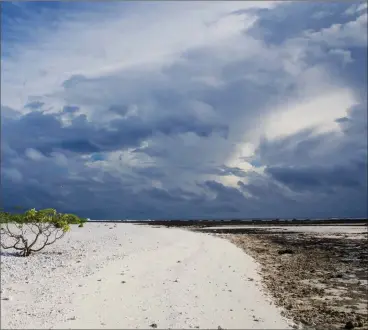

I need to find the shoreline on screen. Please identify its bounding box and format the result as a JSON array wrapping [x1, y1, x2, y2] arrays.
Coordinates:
[[191, 225, 368, 330]]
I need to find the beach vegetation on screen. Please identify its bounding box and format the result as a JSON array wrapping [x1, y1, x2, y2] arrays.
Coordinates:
[[0, 208, 84, 257]]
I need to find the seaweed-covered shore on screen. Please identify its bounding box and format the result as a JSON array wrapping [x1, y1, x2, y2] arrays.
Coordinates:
[[192, 226, 368, 330]]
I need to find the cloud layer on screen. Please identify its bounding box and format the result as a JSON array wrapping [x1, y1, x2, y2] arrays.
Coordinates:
[[1, 1, 367, 219]]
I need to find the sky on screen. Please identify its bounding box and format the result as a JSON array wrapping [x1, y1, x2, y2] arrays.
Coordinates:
[[1, 1, 367, 220]]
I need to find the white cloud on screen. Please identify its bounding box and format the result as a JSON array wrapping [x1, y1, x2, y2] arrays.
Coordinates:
[[51, 152, 69, 167], [344, 2, 367, 16], [1, 1, 276, 110], [25, 148, 45, 161], [263, 87, 355, 140], [304, 11, 367, 48]]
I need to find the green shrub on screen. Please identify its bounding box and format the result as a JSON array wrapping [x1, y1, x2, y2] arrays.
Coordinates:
[[0, 208, 83, 257]]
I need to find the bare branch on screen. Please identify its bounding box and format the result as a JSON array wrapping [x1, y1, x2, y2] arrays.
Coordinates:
[[31, 228, 65, 252], [1, 208, 75, 256], [0, 234, 25, 251], [5, 223, 21, 239]]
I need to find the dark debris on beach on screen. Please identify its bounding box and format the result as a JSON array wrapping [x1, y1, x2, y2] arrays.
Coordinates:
[[193, 227, 368, 330]]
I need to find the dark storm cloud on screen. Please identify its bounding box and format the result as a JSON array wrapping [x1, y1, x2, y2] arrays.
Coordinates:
[[265, 163, 363, 192], [63, 105, 80, 113], [2, 103, 228, 155], [24, 100, 44, 110], [1, 1, 367, 219]]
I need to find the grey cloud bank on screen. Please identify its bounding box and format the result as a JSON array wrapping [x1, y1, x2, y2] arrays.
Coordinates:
[[1, 1, 367, 219]]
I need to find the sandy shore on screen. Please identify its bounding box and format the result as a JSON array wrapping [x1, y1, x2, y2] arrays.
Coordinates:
[[1, 223, 293, 329], [191, 225, 368, 330]]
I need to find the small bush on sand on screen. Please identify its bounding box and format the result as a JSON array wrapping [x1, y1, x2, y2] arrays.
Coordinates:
[[0, 208, 84, 257]]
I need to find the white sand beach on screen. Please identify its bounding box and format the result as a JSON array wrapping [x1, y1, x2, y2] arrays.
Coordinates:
[[1, 223, 293, 329]]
